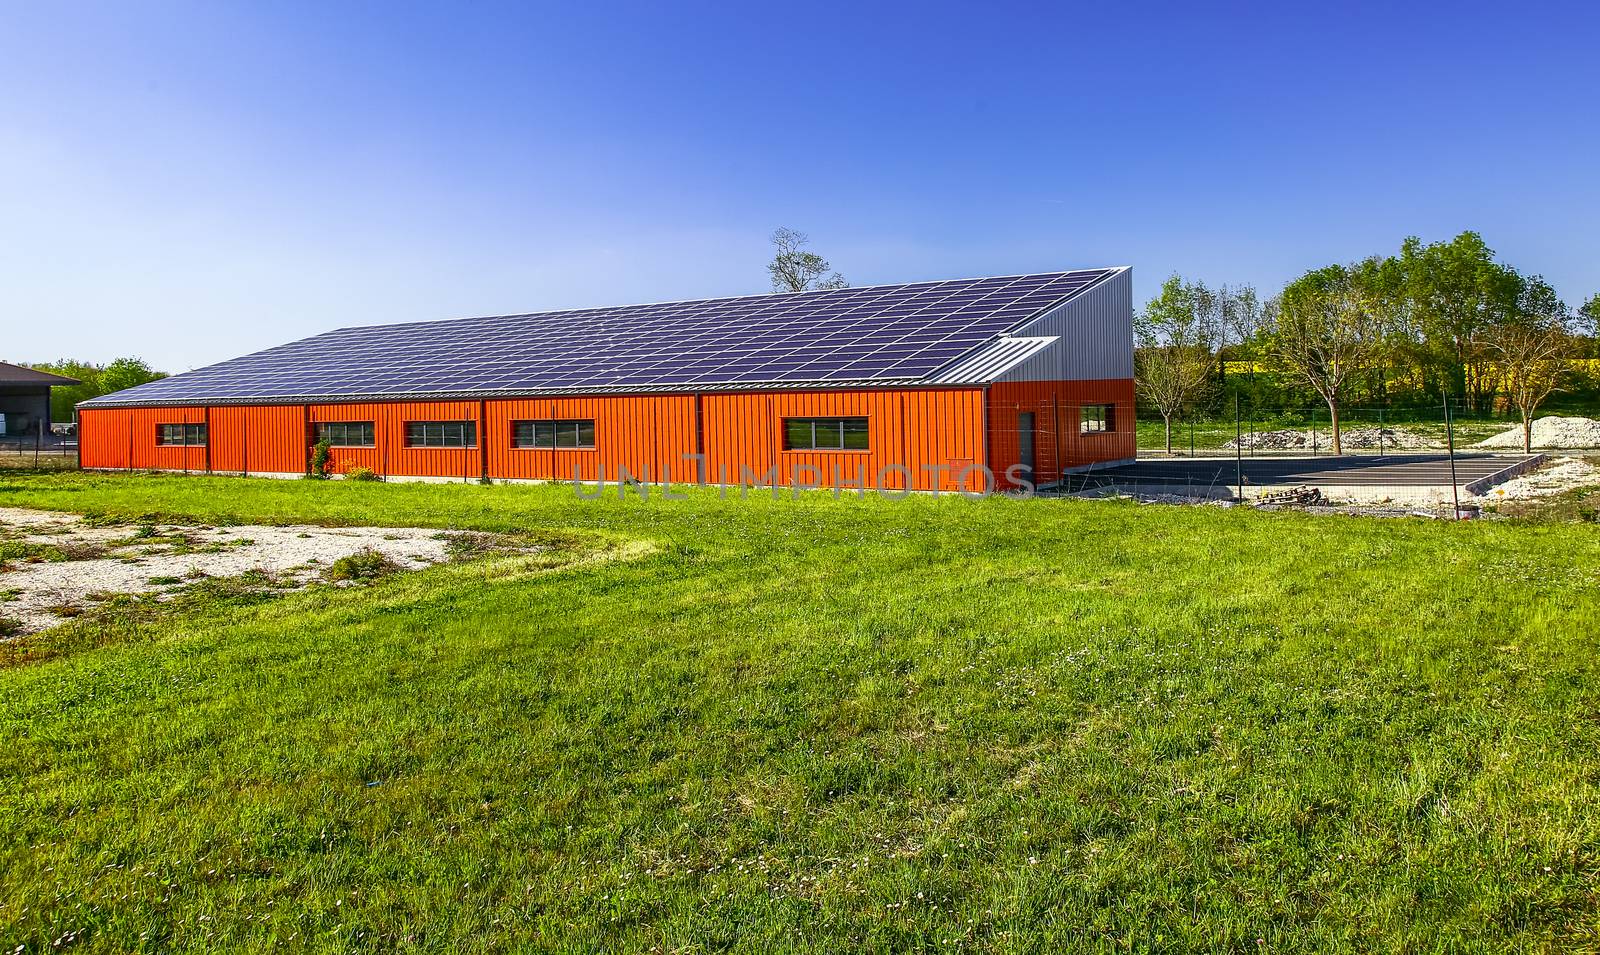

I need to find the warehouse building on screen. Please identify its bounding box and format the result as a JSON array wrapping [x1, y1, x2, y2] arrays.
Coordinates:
[[79, 268, 1134, 492], [0, 361, 78, 442]]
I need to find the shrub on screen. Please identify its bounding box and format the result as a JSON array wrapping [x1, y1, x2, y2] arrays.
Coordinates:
[[308, 438, 332, 479], [345, 466, 380, 482], [324, 548, 401, 582]]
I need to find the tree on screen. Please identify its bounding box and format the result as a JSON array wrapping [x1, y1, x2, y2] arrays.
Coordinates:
[[28, 357, 166, 421], [97, 358, 166, 395], [1476, 276, 1574, 452], [1217, 283, 1268, 392], [1135, 275, 1217, 454], [768, 228, 847, 293], [1269, 263, 1386, 454], [1396, 232, 1521, 412], [1580, 293, 1600, 350]]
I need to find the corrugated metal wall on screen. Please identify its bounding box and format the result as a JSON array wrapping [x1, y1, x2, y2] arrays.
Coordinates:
[[1001, 268, 1134, 383], [211, 405, 307, 474], [986, 379, 1136, 488], [487, 394, 698, 483], [77, 388, 991, 491], [701, 388, 983, 492]]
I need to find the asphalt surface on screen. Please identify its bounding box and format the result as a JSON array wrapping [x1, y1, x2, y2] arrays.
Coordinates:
[[1069, 453, 1539, 491]]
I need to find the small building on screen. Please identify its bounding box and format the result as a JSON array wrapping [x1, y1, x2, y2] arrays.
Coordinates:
[[0, 361, 78, 442], [78, 268, 1134, 491]]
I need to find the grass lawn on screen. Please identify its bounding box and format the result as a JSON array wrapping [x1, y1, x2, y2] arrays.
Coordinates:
[[2, 472, 1599, 952]]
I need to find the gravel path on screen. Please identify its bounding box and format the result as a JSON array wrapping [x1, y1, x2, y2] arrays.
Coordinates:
[[0, 508, 453, 636]]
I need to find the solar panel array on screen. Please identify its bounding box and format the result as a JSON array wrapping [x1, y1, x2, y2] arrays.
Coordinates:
[[87, 269, 1114, 405]]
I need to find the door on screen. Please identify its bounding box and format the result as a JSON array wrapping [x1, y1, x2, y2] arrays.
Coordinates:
[[1018, 412, 1035, 481]]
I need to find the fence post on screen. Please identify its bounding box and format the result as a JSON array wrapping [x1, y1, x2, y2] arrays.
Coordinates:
[[1378, 406, 1385, 459], [1444, 390, 1460, 519], [1234, 396, 1244, 501], [1311, 406, 1317, 455]]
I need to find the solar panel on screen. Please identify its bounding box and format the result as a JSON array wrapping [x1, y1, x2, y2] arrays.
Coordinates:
[[85, 269, 1116, 405]]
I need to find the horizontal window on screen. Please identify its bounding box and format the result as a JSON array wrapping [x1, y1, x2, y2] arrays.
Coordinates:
[[1080, 404, 1115, 434], [314, 421, 375, 448], [512, 419, 595, 449], [784, 417, 869, 451], [155, 423, 206, 446], [404, 421, 476, 448]]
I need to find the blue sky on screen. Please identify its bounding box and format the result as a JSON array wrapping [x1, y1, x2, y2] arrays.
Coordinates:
[[2, 0, 1596, 371]]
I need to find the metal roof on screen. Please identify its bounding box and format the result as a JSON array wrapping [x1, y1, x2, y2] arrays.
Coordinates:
[[82, 268, 1121, 407], [0, 362, 80, 387]]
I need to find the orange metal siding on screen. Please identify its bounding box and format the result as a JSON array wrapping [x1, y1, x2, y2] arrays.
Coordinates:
[[81, 387, 992, 491], [985, 378, 1135, 487], [77, 408, 132, 469], [701, 388, 984, 492], [486, 394, 698, 483], [211, 405, 307, 474]]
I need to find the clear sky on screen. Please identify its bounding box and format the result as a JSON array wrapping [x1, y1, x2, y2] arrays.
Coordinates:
[[2, 0, 1596, 372]]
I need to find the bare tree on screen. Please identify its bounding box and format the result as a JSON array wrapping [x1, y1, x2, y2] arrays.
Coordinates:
[[1476, 278, 1574, 452], [1269, 265, 1385, 455], [1218, 284, 1268, 389], [768, 228, 847, 293], [1135, 276, 1217, 454]]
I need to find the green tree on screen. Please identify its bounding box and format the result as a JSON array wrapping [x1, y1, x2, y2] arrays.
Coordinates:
[[1135, 276, 1218, 454], [98, 358, 166, 394], [1579, 293, 1600, 354], [768, 228, 847, 293], [29, 358, 166, 421], [1268, 263, 1387, 454], [1396, 232, 1521, 412]]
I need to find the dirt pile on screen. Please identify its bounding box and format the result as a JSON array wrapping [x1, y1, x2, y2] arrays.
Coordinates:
[[1476, 416, 1600, 450]]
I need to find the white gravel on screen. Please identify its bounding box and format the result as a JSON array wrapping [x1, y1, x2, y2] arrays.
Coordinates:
[[0, 507, 452, 636], [1476, 416, 1600, 450], [1472, 456, 1600, 501], [1225, 427, 1437, 451]]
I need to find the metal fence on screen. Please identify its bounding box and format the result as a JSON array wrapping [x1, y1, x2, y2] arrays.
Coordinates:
[[0, 432, 79, 469], [1049, 395, 1592, 516]]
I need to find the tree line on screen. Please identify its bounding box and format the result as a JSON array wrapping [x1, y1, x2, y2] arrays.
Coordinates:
[[1137, 231, 1598, 453], [29, 358, 166, 422]]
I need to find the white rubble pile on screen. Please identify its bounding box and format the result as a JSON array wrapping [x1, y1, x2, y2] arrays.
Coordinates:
[[1473, 457, 1600, 501], [1225, 427, 1435, 451], [1339, 427, 1436, 449], [1476, 416, 1600, 450]]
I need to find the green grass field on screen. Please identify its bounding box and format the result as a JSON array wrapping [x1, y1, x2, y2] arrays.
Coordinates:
[[2, 472, 1599, 952]]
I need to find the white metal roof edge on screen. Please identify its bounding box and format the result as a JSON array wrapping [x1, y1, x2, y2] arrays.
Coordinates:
[[922, 336, 1059, 384]]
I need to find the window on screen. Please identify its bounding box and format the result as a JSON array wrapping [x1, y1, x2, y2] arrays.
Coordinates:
[[784, 417, 869, 450], [512, 419, 596, 449], [156, 423, 207, 446], [403, 421, 477, 448], [1080, 404, 1115, 434], [314, 421, 375, 447]]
